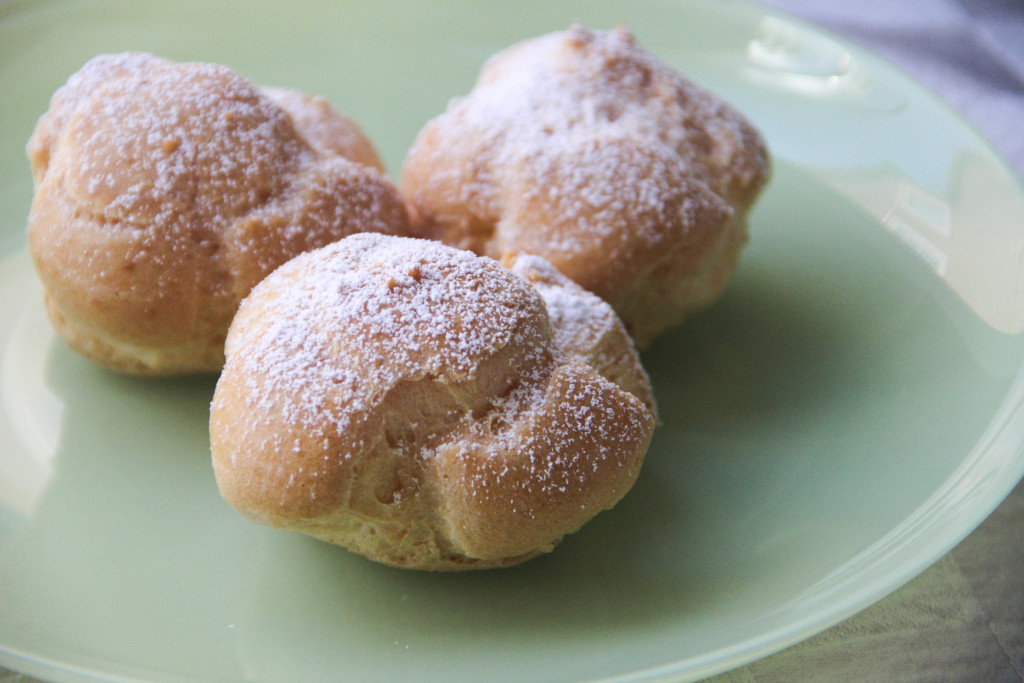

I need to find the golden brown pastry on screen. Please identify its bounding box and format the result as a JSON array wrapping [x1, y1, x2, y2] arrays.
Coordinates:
[[210, 234, 656, 570], [401, 24, 771, 346], [27, 52, 411, 375]]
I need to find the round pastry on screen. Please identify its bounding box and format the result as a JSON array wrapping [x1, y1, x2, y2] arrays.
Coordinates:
[[209, 233, 656, 570], [27, 52, 411, 375], [401, 23, 771, 347]]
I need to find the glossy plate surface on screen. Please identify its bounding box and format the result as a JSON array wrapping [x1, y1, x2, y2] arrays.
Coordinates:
[[2, 1, 1024, 681]]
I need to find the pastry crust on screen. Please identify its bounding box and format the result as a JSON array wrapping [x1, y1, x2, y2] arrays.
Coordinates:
[[210, 234, 656, 570], [27, 52, 411, 375], [401, 24, 770, 346]]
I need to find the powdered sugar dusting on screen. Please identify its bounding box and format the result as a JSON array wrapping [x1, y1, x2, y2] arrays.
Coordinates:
[[43, 52, 305, 228], [504, 251, 656, 415], [401, 24, 770, 346], [28, 52, 410, 369], [212, 235, 656, 564], [224, 234, 554, 446], [404, 23, 767, 245], [506, 252, 615, 355]]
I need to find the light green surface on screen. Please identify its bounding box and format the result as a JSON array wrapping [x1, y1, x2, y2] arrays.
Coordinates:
[[1, 1, 1023, 681]]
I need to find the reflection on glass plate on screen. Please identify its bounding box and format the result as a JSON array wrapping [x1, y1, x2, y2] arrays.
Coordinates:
[[1, 1, 1023, 681]]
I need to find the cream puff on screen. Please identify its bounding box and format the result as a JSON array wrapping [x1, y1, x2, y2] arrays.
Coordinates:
[[28, 52, 411, 375], [401, 24, 770, 346], [210, 234, 656, 570]]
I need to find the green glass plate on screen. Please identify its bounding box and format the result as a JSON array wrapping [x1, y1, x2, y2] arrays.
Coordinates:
[[2, 1, 1023, 681]]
